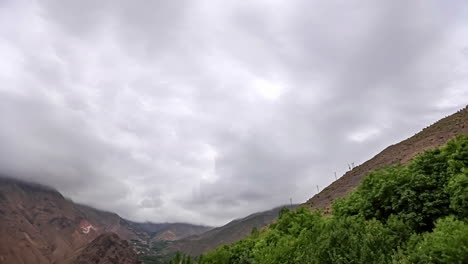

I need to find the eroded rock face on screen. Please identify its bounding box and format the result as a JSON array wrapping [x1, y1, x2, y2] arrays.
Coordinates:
[[67, 233, 140, 264], [79, 219, 98, 234]]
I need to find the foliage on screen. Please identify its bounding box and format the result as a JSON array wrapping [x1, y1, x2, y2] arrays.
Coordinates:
[[168, 135, 468, 264], [446, 168, 468, 219], [396, 216, 468, 264]]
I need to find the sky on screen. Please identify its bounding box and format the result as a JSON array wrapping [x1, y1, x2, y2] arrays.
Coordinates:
[[0, 0, 467, 226]]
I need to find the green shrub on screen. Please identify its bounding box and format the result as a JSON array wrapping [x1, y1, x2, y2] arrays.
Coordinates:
[[398, 216, 468, 264], [298, 216, 401, 264]]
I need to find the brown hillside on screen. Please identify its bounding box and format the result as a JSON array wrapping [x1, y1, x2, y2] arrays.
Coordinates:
[[0, 177, 140, 264], [65, 233, 139, 264], [305, 106, 468, 212]]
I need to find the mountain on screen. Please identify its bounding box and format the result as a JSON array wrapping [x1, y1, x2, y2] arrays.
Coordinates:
[[0, 177, 210, 263], [0, 177, 141, 263], [64, 233, 140, 264], [305, 106, 468, 212], [163, 204, 297, 256]]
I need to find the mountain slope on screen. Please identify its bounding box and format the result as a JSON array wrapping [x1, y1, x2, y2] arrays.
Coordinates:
[[164, 205, 297, 256], [305, 106, 468, 211], [0, 177, 141, 263], [65, 233, 139, 264]]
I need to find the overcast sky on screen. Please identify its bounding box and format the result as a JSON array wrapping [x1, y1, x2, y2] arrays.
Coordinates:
[[0, 0, 467, 226]]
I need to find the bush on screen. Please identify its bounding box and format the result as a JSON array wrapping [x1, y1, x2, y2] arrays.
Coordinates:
[[398, 216, 468, 264]]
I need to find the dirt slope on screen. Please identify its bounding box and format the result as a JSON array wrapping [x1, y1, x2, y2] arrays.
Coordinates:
[[305, 106, 468, 212]]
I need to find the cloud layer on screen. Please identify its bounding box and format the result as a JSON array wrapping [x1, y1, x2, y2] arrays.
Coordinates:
[[1, 0, 467, 225]]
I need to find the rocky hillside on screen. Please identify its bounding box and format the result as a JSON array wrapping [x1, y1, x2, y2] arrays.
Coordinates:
[[163, 205, 297, 256], [305, 106, 468, 212], [0, 177, 141, 263], [65, 233, 140, 264]]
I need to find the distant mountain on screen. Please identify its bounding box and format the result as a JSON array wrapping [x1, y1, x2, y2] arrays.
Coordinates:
[[64, 233, 140, 264], [163, 204, 298, 256], [127, 221, 212, 242], [305, 106, 468, 212]]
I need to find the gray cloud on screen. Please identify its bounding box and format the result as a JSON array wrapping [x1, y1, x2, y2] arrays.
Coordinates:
[[0, 0, 467, 226]]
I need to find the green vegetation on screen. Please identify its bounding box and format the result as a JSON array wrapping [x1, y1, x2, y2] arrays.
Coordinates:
[[170, 135, 468, 264], [136, 240, 175, 264]]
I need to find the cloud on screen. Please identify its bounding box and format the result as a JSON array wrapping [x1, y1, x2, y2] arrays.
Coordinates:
[[348, 127, 381, 143], [0, 0, 467, 226]]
